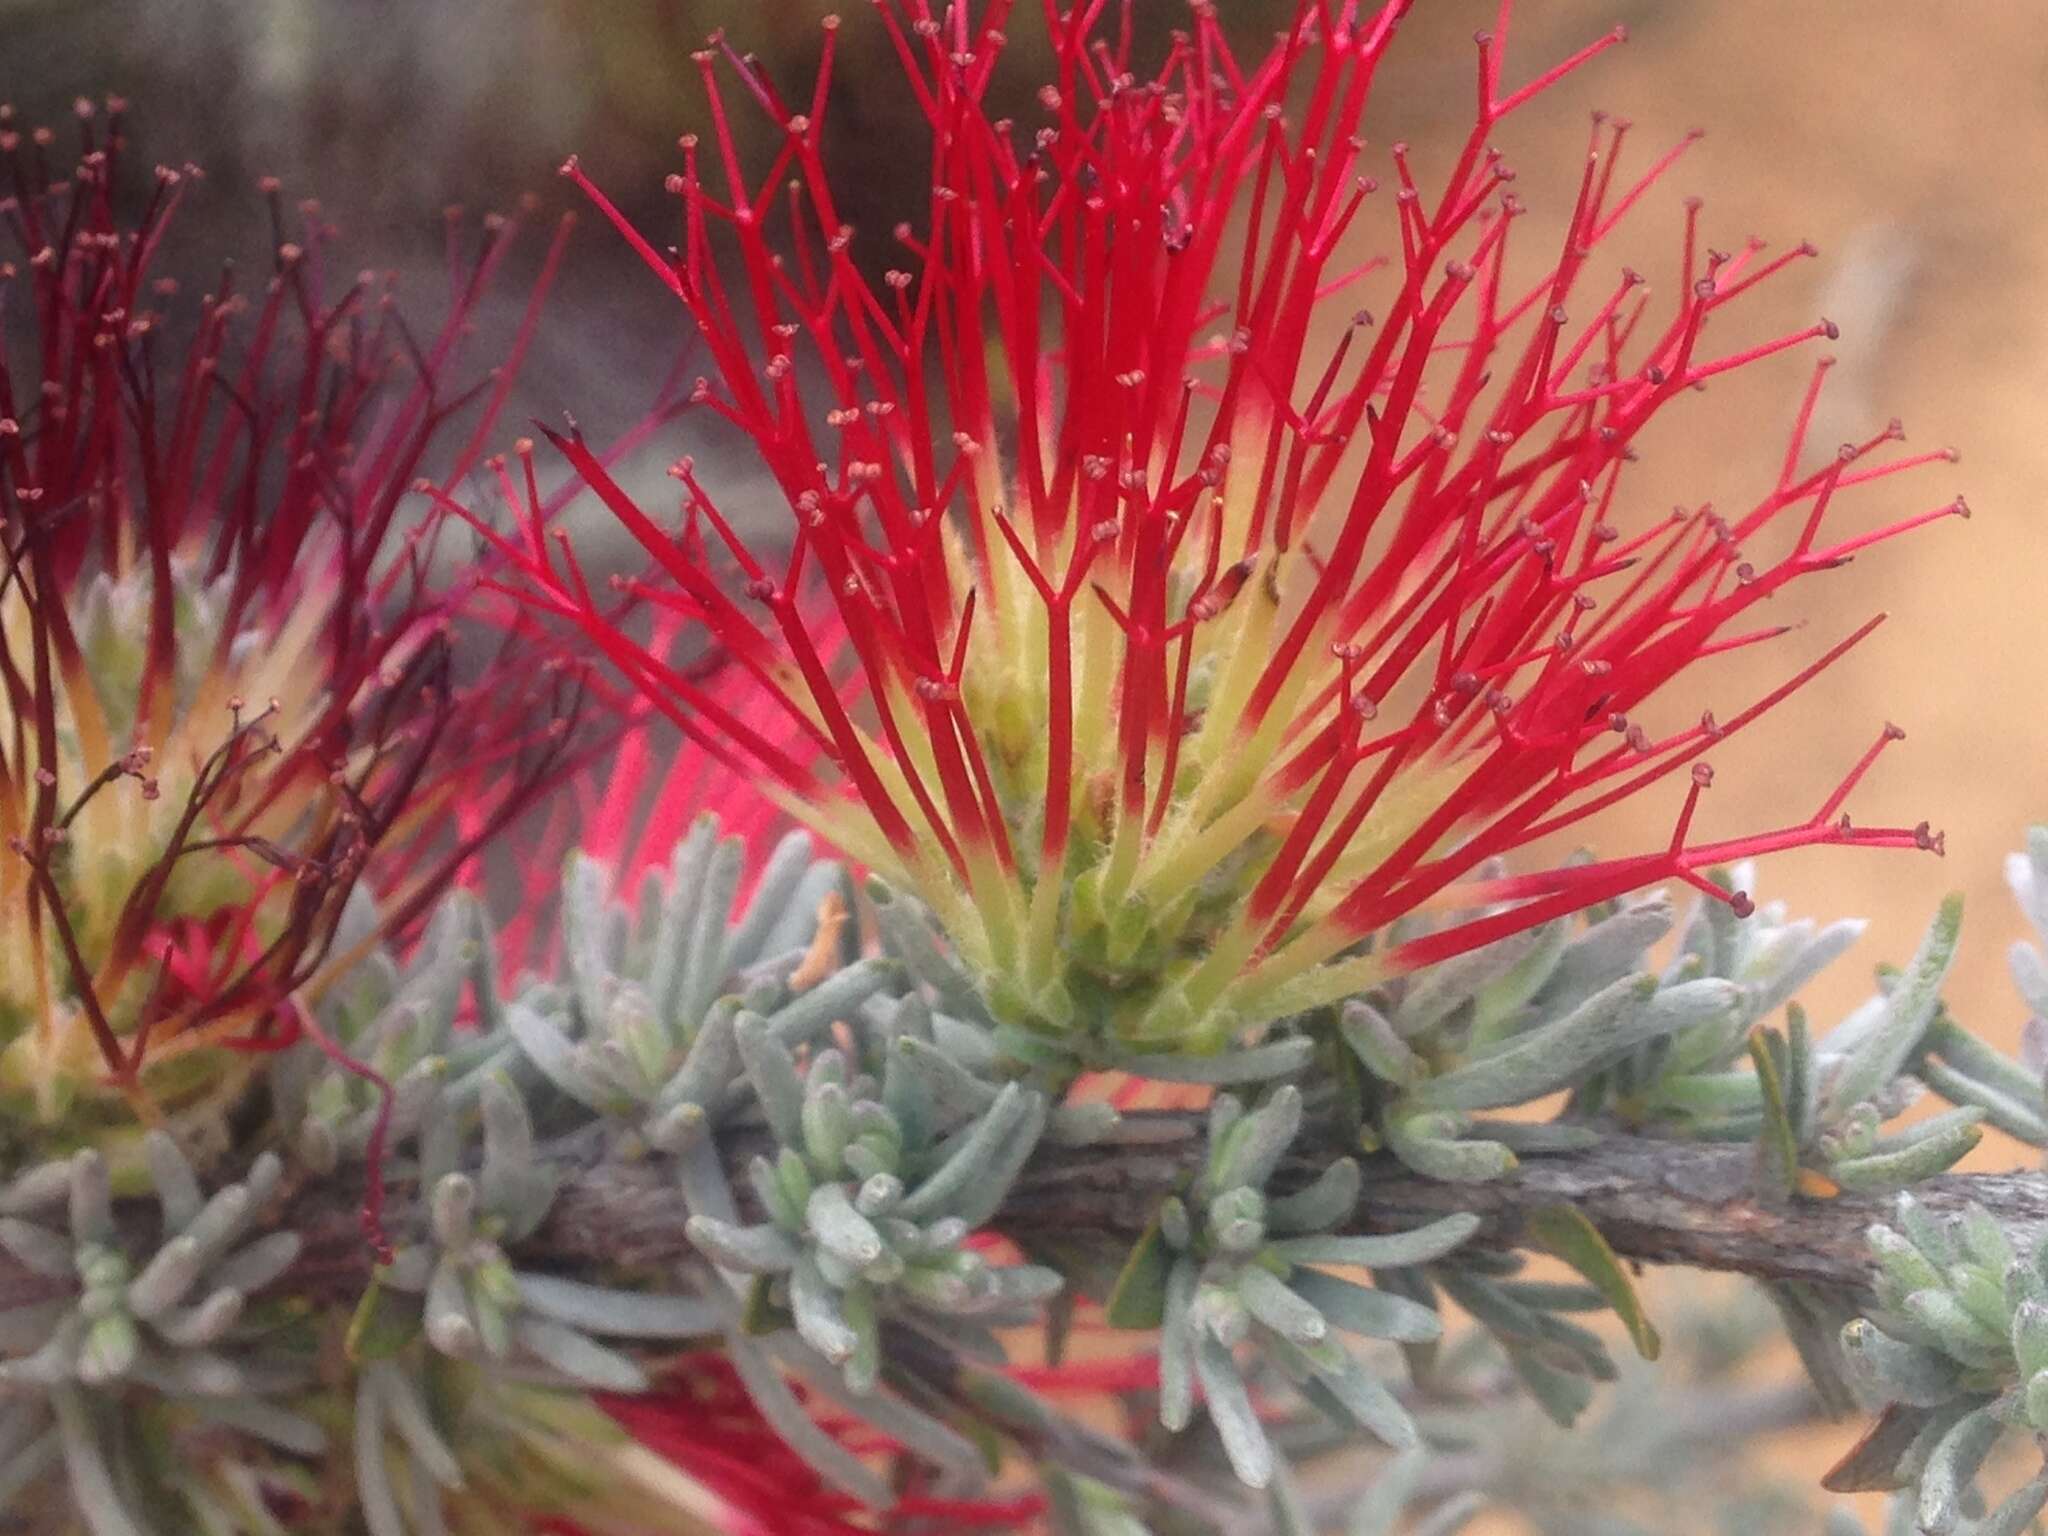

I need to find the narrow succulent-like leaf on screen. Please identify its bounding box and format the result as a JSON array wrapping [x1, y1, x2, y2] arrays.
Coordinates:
[[892, 1036, 1000, 1123], [770, 1333, 987, 1482], [514, 1273, 718, 1338], [2011, 942, 2048, 1020], [807, 1183, 887, 1269], [1832, 1109, 1985, 1192], [1524, 1203, 1660, 1360], [1288, 1269, 1442, 1343], [993, 1265, 1064, 1306], [639, 820, 712, 1027], [560, 851, 621, 1032], [1048, 1100, 1120, 1146], [1817, 993, 1893, 1070], [1504, 1347, 1597, 1427], [1894, 1194, 1959, 1269], [748, 1155, 803, 1230], [429, 1175, 476, 1255], [125, 1235, 204, 1322], [1749, 1027, 1801, 1201], [1764, 1280, 1858, 1417], [735, 1014, 806, 1146], [1950, 1262, 2010, 1338], [726, 1331, 891, 1506], [423, 1252, 480, 1357], [1416, 974, 1665, 1111], [677, 1140, 740, 1234], [67, 1152, 112, 1248], [1839, 1319, 1964, 1408], [143, 1132, 204, 1234], [802, 1081, 853, 1177], [685, 1216, 800, 1274], [767, 958, 898, 1047], [1238, 1266, 1328, 1346], [506, 1002, 610, 1113], [1398, 931, 1545, 1037], [1784, 1004, 1817, 1143], [945, 1091, 1050, 1230], [1385, 1113, 1516, 1182], [2007, 829, 2048, 942], [1917, 1403, 2002, 1536], [1979, 1476, 2048, 1536], [189, 1393, 327, 1459], [514, 1315, 647, 1391], [155, 1289, 244, 1347], [1194, 1333, 1271, 1488], [203, 1231, 301, 1299], [1535, 896, 1674, 1007], [0, 1160, 71, 1217], [1265, 1158, 1361, 1235], [1652, 1070, 1764, 1116], [1474, 1120, 1601, 1154], [1266, 1462, 1317, 1536], [1917, 1058, 2048, 1145], [652, 999, 740, 1119], [790, 1254, 859, 1364], [674, 836, 743, 1037], [1115, 1037, 1314, 1085], [54, 1385, 147, 1536], [869, 878, 985, 1019], [365, 1361, 464, 1490], [352, 1371, 411, 1536], [1825, 894, 1963, 1120], [2027, 1369, 2048, 1431], [1339, 1002, 1424, 1089], [1306, 1356, 1418, 1448], [2013, 1298, 2048, 1381], [728, 831, 819, 967], [898, 1082, 1034, 1223], [0, 1218, 75, 1279], [1271, 1213, 1479, 1269], [1158, 1257, 1199, 1433], [1208, 1085, 1302, 1194], [479, 1081, 556, 1242], [1468, 920, 1570, 1050], [1346, 1447, 1427, 1536], [1749, 920, 1866, 1022], [1903, 1289, 2006, 1368]]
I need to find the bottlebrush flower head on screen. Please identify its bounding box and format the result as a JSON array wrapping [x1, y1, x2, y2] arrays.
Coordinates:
[[0, 102, 580, 1159], [521, 0, 1961, 1069]]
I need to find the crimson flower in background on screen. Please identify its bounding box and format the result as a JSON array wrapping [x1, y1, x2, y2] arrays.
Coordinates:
[[0, 101, 581, 1155], [595, 1354, 1047, 1536], [499, 0, 1960, 1067]]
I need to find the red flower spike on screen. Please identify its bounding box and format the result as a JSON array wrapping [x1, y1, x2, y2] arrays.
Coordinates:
[[596, 1354, 1045, 1535], [0, 109, 585, 1176], [520, 1, 1954, 1062]]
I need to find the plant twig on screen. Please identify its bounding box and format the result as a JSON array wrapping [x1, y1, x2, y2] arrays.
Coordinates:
[[8, 1121, 2043, 1310]]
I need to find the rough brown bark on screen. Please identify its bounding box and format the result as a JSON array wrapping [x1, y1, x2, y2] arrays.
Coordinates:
[[516, 1117, 2048, 1301], [13, 1118, 2048, 1307]]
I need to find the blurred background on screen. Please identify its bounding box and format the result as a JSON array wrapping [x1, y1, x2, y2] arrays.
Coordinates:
[[4, 0, 2042, 1528]]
